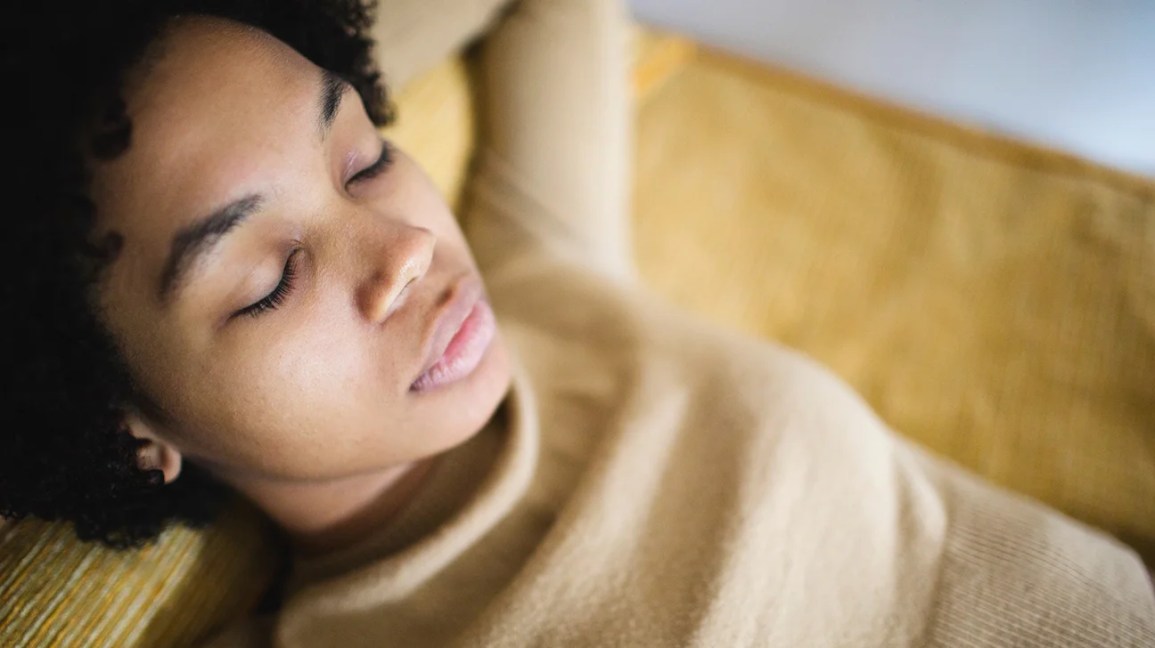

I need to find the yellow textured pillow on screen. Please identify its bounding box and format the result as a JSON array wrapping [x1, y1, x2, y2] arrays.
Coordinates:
[[0, 503, 276, 647], [632, 48, 1155, 565]]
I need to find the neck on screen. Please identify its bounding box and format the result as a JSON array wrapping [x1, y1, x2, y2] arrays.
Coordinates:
[[225, 458, 440, 557]]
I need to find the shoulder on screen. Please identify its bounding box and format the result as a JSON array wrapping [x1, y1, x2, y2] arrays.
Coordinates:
[[917, 448, 1155, 647]]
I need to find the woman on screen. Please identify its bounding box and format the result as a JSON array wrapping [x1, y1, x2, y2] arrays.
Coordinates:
[[2, 0, 1152, 645]]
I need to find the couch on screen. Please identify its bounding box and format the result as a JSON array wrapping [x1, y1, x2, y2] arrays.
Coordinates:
[[2, 25, 1152, 647]]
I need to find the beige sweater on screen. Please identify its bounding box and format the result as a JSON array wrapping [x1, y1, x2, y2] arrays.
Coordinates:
[[251, 192, 1155, 646]]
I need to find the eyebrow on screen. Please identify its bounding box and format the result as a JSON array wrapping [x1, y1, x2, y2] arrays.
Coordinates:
[[157, 69, 351, 304], [319, 69, 348, 137], [158, 194, 263, 303]]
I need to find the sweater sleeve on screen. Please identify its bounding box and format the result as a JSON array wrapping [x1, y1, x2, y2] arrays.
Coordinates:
[[903, 443, 1155, 647], [465, 0, 636, 284], [370, 0, 516, 91]]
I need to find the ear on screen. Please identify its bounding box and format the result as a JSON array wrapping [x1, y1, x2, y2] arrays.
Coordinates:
[[123, 410, 183, 484]]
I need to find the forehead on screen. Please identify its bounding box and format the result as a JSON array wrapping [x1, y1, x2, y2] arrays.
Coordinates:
[[121, 16, 318, 135], [114, 16, 320, 181], [90, 18, 322, 290], [135, 16, 311, 119]]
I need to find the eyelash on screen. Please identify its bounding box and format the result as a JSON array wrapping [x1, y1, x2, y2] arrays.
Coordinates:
[[236, 248, 300, 319], [349, 140, 393, 184]]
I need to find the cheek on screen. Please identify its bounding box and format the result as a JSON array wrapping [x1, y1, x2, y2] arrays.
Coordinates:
[[170, 314, 400, 472], [391, 157, 470, 248], [243, 314, 389, 412], [265, 314, 402, 410], [421, 201, 476, 271]]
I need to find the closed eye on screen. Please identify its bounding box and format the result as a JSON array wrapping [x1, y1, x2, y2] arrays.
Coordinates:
[[233, 247, 301, 319], [349, 140, 393, 184]]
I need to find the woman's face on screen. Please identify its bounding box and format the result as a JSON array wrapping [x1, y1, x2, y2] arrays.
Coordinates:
[[89, 18, 511, 489]]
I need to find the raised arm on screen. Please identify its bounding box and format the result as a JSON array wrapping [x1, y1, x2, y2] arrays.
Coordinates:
[[369, 0, 515, 91], [466, 0, 636, 283]]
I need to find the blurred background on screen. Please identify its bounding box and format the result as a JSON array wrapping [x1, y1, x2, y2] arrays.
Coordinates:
[[629, 0, 1155, 178]]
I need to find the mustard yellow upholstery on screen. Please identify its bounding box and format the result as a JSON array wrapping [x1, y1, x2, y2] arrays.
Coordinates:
[[631, 48, 1155, 565], [0, 502, 276, 647], [3, 28, 1152, 646]]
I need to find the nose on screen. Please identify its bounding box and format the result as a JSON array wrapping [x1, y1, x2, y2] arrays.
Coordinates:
[[356, 219, 436, 324]]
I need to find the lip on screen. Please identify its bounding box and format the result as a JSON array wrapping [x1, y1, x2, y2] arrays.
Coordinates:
[[410, 275, 494, 392]]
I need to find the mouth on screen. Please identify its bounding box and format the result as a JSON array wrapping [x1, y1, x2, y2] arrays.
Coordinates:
[[410, 276, 496, 393]]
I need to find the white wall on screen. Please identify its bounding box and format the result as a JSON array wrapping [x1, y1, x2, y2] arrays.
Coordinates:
[[629, 0, 1155, 177]]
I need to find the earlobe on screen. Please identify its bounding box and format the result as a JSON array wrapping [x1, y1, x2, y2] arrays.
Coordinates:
[[124, 410, 183, 484]]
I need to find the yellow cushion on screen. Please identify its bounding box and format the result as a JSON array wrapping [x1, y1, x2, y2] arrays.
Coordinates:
[[0, 502, 275, 646], [632, 47, 1155, 564]]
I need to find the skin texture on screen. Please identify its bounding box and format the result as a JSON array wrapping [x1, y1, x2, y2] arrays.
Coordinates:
[[88, 17, 512, 552]]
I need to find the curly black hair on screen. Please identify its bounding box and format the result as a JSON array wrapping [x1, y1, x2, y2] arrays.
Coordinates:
[[0, 0, 393, 548]]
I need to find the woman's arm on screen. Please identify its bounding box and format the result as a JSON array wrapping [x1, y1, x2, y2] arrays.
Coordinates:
[[467, 0, 636, 283], [369, 0, 515, 91]]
